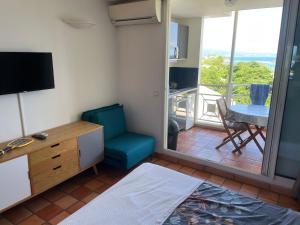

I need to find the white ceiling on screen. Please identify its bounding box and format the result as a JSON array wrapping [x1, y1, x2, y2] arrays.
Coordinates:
[[171, 0, 283, 18]]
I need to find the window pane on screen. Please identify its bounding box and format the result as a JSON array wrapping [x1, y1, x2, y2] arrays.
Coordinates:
[[169, 22, 178, 59], [232, 8, 283, 105], [198, 14, 234, 123], [200, 14, 234, 91]]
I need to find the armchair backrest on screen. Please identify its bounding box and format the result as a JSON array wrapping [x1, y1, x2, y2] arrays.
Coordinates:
[[216, 97, 228, 119], [81, 104, 119, 122], [82, 104, 127, 141]]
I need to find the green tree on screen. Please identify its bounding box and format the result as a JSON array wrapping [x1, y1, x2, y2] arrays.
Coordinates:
[[200, 56, 273, 104]]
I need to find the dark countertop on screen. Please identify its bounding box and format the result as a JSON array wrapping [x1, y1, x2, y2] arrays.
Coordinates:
[[169, 87, 197, 97]]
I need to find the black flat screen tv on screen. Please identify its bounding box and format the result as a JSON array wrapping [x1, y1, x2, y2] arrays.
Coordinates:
[[0, 52, 55, 95]]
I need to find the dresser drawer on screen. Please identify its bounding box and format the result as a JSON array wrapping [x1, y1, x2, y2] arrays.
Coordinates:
[[29, 138, 77, 166], [29, 148, 78, 177], [31, 159, 79, 194]]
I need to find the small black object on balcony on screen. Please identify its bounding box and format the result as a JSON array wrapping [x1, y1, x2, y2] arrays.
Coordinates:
[[168, 119, 180, 151]]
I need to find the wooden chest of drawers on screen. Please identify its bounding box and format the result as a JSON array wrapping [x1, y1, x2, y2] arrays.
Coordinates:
[[0, 121, 104, 212], [28, 138, 80, 194]]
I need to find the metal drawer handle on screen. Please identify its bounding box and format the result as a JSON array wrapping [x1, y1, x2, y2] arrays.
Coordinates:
[[52, 154, 61, 159], [51, 143, 60, 148], [53, 165, 62, 170]]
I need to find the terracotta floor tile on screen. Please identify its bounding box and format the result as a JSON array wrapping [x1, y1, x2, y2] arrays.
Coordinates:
[[222, 179, 242, 192], [258, 189, 279, 203], [70, 187, 92, 200], [25, 197, 50, 213], [193, 152, 223, 163], [221, 158, 262, 174], [94, 183, 110, 194], [178, 166, 195, 175], [73, 174, 92, 185], [66, 201, 85, 214], [43, 189, 66, 202], [192, 170, 211, 181], [177, 127, 263, 174], [49, 211, 69, 225], [96, 174, 120, 185], [277, 195, 300, 211], [58, 181, 80, 194], [18, 215, 44, 225], [102, 167, 128, 179], [147, 156, 158, 163], [36, 205, 62, 221], [3, 206, 32, 224], [208, 175, 225, 186], [239, 184, 260, 198], [165, 163, 181, 171], [82, 192, 100, 203], [84, 179, 105, 191], [153, 159, 170, 166], [0, 218, 13, 225], [54, 195, 78, 209]]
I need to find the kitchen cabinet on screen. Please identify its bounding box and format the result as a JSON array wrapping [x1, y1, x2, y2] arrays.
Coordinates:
[[169, 22, 189, 59]]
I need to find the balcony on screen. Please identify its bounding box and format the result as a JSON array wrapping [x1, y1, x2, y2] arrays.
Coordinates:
[[176, 126, 264, 174], [196, 83, 272, 125], [168, 6, 281, 175], [172, 83, 271, 175]]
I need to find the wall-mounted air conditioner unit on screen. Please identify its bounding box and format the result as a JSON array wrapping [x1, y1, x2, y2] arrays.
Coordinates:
[[109, 0, 162, 26]]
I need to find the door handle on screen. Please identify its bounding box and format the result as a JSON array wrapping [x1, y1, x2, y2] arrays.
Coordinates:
[[289, 70, 295, 80]]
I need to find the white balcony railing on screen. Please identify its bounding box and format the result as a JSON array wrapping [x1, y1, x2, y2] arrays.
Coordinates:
[[196, 83, 272, 125]]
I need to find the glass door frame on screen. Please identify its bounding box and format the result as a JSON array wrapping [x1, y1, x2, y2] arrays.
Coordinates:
[[195, 7, 284, 177], [163, 0, 299, 181], [262, 0, 299, 177]]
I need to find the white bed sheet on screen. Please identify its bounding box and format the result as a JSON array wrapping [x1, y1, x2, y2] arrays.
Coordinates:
[[59, 163, 202, 225]]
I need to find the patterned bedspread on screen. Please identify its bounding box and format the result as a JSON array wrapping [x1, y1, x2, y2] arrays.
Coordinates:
[[163, 182, 300, 225]]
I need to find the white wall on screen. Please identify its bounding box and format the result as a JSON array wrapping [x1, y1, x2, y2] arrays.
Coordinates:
[[0, 0, 118, 142], [170, 17, 203, 68], [117, 3, 168, 151]]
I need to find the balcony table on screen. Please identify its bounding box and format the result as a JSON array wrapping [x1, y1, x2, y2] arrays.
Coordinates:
[[228, 104, 269, 153]]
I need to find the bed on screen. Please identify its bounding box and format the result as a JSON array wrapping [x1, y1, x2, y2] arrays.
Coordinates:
[[59, 163, 300, 225]]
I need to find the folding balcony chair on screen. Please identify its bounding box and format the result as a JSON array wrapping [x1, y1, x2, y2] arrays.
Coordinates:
[[216, 97, 248, 153]]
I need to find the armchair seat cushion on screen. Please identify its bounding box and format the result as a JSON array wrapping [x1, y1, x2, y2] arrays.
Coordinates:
[[104, 132, 155, 170]]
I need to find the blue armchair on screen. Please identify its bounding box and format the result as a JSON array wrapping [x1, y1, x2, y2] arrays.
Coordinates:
[[81, 104, 155, 170]]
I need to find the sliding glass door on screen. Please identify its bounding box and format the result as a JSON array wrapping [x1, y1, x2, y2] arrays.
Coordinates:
[[197, 8, 282, 126], [276, 2, 300, 179], [165, 0, 299, 178], [195, 7, 283, 174]]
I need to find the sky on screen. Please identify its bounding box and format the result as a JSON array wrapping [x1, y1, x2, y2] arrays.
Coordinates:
[[202, 7, 283, 55]]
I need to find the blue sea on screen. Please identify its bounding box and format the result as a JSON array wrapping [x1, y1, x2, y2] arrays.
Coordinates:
[[203, 50, 277, 71], [231, 56, 276, 71]]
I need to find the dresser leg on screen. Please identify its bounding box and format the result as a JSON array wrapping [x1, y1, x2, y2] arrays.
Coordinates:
[[92, 165, 99, 175]]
